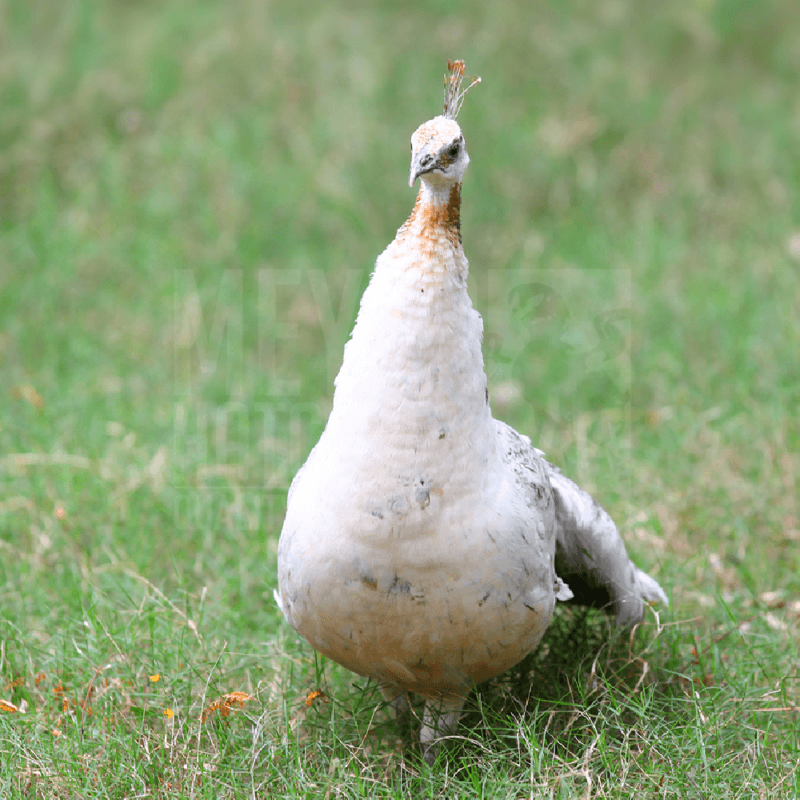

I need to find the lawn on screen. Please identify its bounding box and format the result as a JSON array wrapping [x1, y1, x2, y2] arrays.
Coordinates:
[[1, 0, 799, 796]]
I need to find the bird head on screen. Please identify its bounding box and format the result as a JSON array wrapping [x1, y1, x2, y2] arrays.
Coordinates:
[[408, 60, 480, 189], [408, 117, 468, 188]]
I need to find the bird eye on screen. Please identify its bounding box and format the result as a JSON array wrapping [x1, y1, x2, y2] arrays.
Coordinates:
[[448, 143, 460, 158]]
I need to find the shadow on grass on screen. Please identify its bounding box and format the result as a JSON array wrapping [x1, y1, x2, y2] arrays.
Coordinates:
[[281, 606, 688, 769]]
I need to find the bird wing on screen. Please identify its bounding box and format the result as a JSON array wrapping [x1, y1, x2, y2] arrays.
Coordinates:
[[543, 460, 668, 627]]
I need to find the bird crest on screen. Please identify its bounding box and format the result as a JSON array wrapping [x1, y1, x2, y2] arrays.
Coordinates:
[[443, 60, 481, 120]]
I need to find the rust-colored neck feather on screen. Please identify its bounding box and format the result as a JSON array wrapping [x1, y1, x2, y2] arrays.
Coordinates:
[[399, 183, 462, 251]]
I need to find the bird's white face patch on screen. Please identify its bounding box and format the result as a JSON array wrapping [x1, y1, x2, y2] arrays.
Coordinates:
[[410, 116, 463, 158]]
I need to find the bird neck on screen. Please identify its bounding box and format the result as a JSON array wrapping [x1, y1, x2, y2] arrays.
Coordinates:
[[399, 181, 462, 250], [321, 174, 492, 476]]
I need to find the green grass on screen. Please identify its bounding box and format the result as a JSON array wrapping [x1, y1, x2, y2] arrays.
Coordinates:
[[2, 0, 799, 795]]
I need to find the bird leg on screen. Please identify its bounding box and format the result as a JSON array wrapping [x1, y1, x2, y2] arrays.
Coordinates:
[[420, 695, 466, 765], [379, 683, 413, 734]]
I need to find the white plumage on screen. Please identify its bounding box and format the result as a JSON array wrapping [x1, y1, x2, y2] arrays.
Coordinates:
[[276, 60, 667, 762]]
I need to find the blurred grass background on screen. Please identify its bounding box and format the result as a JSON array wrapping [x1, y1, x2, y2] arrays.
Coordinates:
[[1, 0, 799, 796]]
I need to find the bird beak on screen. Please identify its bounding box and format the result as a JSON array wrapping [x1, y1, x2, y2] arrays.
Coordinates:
[[409, 149, 436, 187]]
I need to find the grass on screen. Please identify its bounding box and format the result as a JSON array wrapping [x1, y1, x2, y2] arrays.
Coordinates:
[[1, 0, 799, 795]]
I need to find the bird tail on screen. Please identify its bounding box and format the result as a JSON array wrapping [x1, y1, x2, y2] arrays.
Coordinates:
[[634, 567, 669, 607]]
